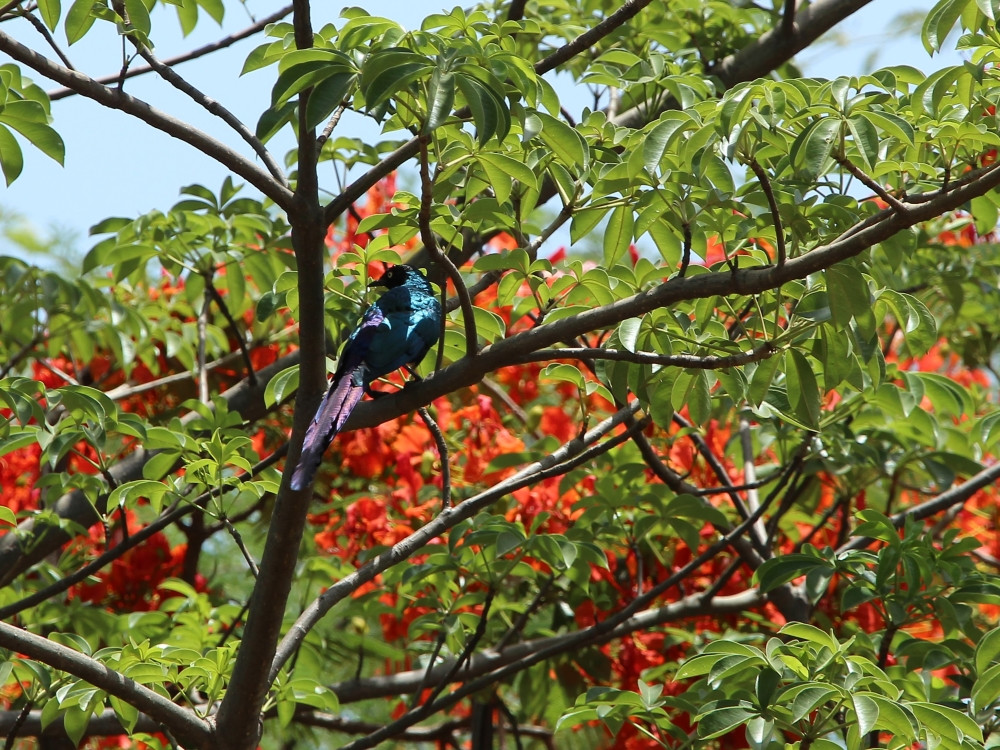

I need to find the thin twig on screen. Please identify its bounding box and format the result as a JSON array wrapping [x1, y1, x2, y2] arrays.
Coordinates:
[[317, 102, 348, 150], [418, 135, 478, 358], [48, 5, 295, 100], [836, 154, 909, 215], [19, 9, 74, 69], [207, 280, 258, 387], [417, 406, 451, 508], [781, 0, 797, 35], [132, 44, 286, 185], [747, 156, 787, 265], [3, 696, 33, 750], [534, 0, 655, 75]]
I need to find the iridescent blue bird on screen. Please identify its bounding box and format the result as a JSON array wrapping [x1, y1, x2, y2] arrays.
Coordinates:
[[290, 265, 442, 491]]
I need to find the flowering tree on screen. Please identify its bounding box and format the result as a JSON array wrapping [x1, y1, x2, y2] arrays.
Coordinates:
[[3, 0, 1000, 748]]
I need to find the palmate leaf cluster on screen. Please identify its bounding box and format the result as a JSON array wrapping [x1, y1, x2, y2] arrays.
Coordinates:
[[4, 0, 1000, 749]]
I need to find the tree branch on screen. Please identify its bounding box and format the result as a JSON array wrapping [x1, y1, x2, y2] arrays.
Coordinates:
[[341, 160, 1000, 436], [131, 44, 286, 186], [47, 5, 295, 100], [510, 343, 778, 369], [748, 156, 787, 265], [214, 2, 322, 745], [418, 135, 478, 358], [837, 460, 1000, 553], [0, 623, 212, 747]]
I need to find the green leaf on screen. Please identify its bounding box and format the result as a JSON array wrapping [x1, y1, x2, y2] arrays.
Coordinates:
[[791, 118, 842, 180], [603, 204, 634, 267], [64, 0, 97, 44], [867, 695, 916, 742], [909, 701, 982, 742], [975, 626, 1000, 675], [123, 0, 150, 35], [0, 124, 23, 186], [1, 113, 65, 166], [423, 69, 455, 133], [304, 72, 355, 131], [851, 693, 879, 736], [38, 0, 61, 30], [456, 74, 509, 145], [825, 264, 870, 330], [697, 705, 757, 738], [922, 0, 968, 53], [476, 152, 538, 193], [846, 114, 880, 170], [360, 49, 433, 112], [755, 554, 830, 593], [642, 113, 693, 174], [977, 0, 1000, 19], [783, 349, 821, 428], [535, 111, 587, 169]]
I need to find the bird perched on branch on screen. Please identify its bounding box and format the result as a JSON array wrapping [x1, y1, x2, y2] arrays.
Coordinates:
[[289, 264, 442, 491]]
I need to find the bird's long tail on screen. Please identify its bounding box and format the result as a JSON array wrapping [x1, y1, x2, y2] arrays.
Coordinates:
[[289, 368, 365, 490]]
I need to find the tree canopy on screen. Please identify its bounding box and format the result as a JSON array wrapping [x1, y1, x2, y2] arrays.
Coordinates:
[[3, 1, 1000, 748]]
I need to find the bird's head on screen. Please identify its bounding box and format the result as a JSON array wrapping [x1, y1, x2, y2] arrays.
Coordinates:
[[373, 264, 430, 291]]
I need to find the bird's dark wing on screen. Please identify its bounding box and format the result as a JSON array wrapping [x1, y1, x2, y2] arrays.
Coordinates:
[[289, 306, 385, 491]]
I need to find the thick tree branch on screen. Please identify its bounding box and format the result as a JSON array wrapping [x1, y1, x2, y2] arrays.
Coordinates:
[[534, 0, 655, 75], [614, 0, 876, 128], [341, 160, 1000, 435], [510, 343, 778, 369], [0, 709, 163, 742], [0, 623, 212, 747], [214, 2, 323, 746], [0, 30, 294, 210]]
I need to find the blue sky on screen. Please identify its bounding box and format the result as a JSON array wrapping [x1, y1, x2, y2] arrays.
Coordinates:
[[0, 1, 966, 260]]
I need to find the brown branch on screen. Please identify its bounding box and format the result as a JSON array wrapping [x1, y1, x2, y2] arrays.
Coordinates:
[[0, 623, 212, 747], [19, 8, 74, 69], [837, 460, 1000, 553], [207, 280, 258, 387], [534, 0, 655, 75], [782, 0, 797, 36], [215, 1, 322, 745], [418, 135, 478, 358], [48, 5, 295, 100], [417, 405, 451, 507], [510, 343, 778, 370], [132, 45, 286, 186], [747, 156, 787, 265], [835, 154, 909, 214], [270, 401, 644, 683]]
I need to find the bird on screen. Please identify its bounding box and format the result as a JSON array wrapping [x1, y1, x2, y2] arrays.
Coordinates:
[[289, 264, 442, 491]]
